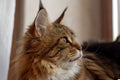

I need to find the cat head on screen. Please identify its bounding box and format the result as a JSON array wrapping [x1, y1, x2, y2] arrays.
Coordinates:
[[23, 1, 82, 69]]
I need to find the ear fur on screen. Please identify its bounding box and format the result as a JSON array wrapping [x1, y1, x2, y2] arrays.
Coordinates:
[[29, 0, 49, 37], [34, 9, 49, 37]]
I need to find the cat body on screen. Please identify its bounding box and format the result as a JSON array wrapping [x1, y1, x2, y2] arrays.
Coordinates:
[[9, 1, 120, 80], [82, 38, 120, 79], [82, 39, 120, 64]]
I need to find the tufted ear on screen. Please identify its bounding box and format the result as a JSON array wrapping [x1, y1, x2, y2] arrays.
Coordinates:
[[34, 9, 49, 37], [54, 7, 67, 23], [38, 0, 44, 12]]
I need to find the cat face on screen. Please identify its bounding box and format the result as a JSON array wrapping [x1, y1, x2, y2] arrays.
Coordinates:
[[24, 6, 82, 69]]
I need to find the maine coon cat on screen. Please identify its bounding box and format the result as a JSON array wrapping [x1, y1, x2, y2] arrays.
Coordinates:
[[10, 0, 120, 80], [10, 1, 82, 80]]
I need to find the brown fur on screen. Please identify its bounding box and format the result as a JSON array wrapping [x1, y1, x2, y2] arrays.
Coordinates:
[[9, 3, 120, 80], [82, 52, 120, 80]]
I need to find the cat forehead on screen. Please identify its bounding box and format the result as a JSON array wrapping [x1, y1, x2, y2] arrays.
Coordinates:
[[52, 23, 74, 36]]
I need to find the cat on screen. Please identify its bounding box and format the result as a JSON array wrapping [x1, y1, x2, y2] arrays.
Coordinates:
[[10, 1, 83, 80], [9, 0, 120, 80]]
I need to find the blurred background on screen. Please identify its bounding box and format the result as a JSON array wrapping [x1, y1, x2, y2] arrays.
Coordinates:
[[0, 0, 120, 80]]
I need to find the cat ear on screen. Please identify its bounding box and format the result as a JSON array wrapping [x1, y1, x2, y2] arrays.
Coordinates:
[[54, 7, 68, 23], [35, 9, 49, 37]]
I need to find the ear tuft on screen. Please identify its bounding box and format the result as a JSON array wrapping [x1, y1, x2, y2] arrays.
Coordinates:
[[54, 7, 68, 23], [39, 0, 44, 12]]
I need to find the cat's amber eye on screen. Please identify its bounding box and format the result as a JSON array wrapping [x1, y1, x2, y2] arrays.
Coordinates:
[[59, 37, 67, 43], [59, 37, 70, 44]]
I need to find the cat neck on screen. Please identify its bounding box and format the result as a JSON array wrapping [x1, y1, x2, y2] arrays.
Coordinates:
[[32, 59, 81, 80], [47, 62, 80, 80]]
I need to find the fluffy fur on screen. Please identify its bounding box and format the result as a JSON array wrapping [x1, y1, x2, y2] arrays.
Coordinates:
[[82, 37, 120, 65], [82, 37, 120, 79], [10, 3, 83, 80], [9, 1, 120, 80]]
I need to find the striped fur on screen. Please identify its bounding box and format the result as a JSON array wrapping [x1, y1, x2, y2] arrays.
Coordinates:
[[10, 2, 120, 80]]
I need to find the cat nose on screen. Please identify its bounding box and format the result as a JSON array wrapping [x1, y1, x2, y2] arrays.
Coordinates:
[[76, 45, 82, 51], [71, 42, 82, 51]]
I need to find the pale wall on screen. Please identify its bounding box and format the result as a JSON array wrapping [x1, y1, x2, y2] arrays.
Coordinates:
[[0, 0, 16, 80]]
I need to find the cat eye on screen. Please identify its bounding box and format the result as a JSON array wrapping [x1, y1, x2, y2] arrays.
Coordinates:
[[60, 37, 70, 43], [59, 37, 66, 43]]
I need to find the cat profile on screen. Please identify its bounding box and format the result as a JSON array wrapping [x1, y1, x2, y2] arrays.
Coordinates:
[[10, 1, 83, 80], [9, 0, 120, 80]]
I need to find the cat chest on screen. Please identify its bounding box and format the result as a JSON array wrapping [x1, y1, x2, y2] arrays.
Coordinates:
[[47, 66, 80, 80]]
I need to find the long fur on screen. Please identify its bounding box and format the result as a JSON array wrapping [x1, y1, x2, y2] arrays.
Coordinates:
[[82, 37, 120, 79], [9, 1, 120, 80]]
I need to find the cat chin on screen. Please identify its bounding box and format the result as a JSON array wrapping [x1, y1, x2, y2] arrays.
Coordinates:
[[70, 50, 83, 62], [60, 51, 82, 70], [48, 51, 82, 80], [48, 62, 80, 80]]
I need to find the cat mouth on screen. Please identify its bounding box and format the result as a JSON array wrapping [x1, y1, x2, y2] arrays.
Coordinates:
[[69, 50, 83, 62]]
